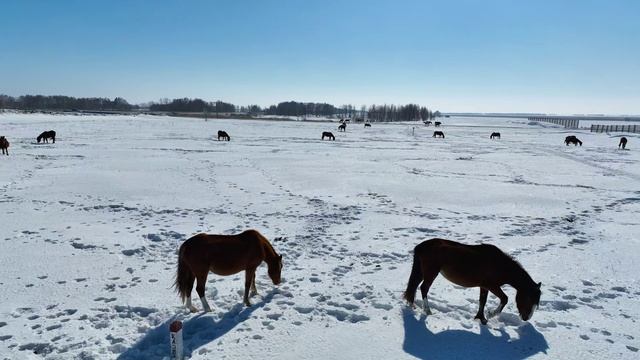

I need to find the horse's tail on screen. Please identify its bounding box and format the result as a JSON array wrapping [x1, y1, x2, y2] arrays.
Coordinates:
[[403, 249, 423, 305], [174, 243, 194, 304]]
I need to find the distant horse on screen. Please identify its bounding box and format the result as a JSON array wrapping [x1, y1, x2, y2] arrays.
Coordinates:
[[490, 132, 501, 139], [37, 130, 56, 144], [433, 131, 445, 138], [434, 121, 442, 127], [424, 121, 432, 126], [322, 132, 335, 140], [0, 136, 9, 155], [404, 238, 541, 325], [217, 130, 230, 141], [565, 135, 582, 146], [175, 229, 283, 312], [619, 137, 627, 150], [338, 123, 347, 132], [364, 123, 372, 128]]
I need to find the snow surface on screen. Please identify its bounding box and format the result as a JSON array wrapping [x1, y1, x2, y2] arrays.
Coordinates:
[[0, 113, 639, 359]]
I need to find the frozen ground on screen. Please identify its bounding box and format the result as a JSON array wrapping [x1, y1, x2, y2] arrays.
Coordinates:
[[0, 113, 639, 359]]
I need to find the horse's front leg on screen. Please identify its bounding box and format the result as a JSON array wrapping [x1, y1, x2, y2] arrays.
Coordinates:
[[250, 272, 258, 297], [474, 288, 489, 325], [244, 268, 256, 306], [487, 286, 508, 318]]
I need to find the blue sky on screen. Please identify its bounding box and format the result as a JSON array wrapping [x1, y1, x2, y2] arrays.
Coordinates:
[[1, 0, 638, 114]]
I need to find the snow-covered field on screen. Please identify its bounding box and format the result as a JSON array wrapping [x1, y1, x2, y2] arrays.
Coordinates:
[[1, 113, 639, 359]]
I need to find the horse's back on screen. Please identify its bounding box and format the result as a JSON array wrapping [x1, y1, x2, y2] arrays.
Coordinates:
[[181, 231, 264, 274], [414, 238, 505, 264]]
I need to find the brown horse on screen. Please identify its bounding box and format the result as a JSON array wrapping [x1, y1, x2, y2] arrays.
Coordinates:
[[404, 238, 541, 325], [364, 123, 372, 128], [37, 130, 56, 144], [619, 137, 627, 150], [565, 135, 582, 146], [338, 123, 347, 132], [434, 121, 442, 127], [175, 229, 283, 312], [0, 136, 9, 156], [433, 131, 445, 138], [424, 121, 432, 126], [322, 131, 335, 140], [490, 132, 501, 139], [217, 130, 230, 141]]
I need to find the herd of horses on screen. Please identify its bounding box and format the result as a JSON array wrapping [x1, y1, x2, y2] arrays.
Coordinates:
[[0, 130, 56, 156], [175, 230, 542, 326]]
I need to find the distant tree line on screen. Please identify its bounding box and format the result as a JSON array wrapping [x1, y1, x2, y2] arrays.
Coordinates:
[[264, 101, 337, 116], [148, 98, 236, 113], [0, 94, 439, 122], [0, 94, 135, 111], [367, 104, 435, 122]]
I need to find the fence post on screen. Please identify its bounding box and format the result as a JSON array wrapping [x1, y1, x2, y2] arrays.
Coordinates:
[[170, 320, 184, 360]]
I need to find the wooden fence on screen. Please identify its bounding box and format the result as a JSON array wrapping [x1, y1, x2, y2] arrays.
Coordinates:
[[528, 117, 579, 129], [590, 124, 640, 133]]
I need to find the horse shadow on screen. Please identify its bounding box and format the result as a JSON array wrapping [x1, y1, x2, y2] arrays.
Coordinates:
[[402, 307, 548, 360], [118, 290, 277, 360]]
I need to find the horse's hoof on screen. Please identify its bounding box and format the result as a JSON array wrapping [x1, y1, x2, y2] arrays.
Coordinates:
[[474, 315, 488, 325]]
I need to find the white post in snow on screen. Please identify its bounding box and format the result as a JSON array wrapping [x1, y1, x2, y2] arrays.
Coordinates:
[[170, 320, 184, 360]]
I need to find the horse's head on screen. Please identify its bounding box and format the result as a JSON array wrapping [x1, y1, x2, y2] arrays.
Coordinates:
[[516, 282, 541, 321], [267, 253, 283, 285]]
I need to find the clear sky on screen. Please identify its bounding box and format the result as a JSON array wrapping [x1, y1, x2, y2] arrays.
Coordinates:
[[1, 0, 638, 114]]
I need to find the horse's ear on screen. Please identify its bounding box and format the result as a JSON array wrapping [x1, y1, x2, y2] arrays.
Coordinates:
[[279, 254, 283, 260], [537, 282, 542, 289]]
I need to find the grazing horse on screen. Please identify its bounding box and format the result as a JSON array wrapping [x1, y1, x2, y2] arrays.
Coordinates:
[[37, 130, 56, 144], [490, 132, 501, 139], [433, 131, 445, 138], [175, 229, 283, 312], [0, 136, 9, 155], [217, 130, 230, 141], [565, 135, 582, 146], [619, 137, 627, 150], [338, 123, 347, 132], [322, 132, 335, 140], [364, 123, 372, 128], [434, 121, 442, 127], [424, 121, 432, 126], [404, 238, 541, 325]]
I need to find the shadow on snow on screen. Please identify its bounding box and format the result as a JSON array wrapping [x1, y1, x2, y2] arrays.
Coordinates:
[[118, 290, 277, 360], [402, 307, 549, 360]]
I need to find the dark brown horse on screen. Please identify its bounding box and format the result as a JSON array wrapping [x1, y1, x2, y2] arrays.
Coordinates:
[[364, 123, 372, 128], [490, 132, 501, 139], [434, 121, 442, 127], [433, 131, 445, 138], [322, 131, 335, 140], [175, 229, 283, 313], [217, 130, 230, 141], [338, 123, 347, 132], [37, 130, 56, 144], [404, 238, 541, 325], [424, 121, 432, 126], [619, 137, 627, 149], [565, 135, 582, 146], [0, 136, 9, 156]]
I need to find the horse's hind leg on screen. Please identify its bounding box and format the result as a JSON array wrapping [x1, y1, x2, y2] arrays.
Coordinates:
[[195, 273, 212, 312], [419, 265, 439, 315], [474, 288, 489, 324], [487, 286, 508, 318]]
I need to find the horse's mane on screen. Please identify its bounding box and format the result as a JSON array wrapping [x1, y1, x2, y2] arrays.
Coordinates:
[[503, 251, 534, 285], [253, 230, 278, 259]]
